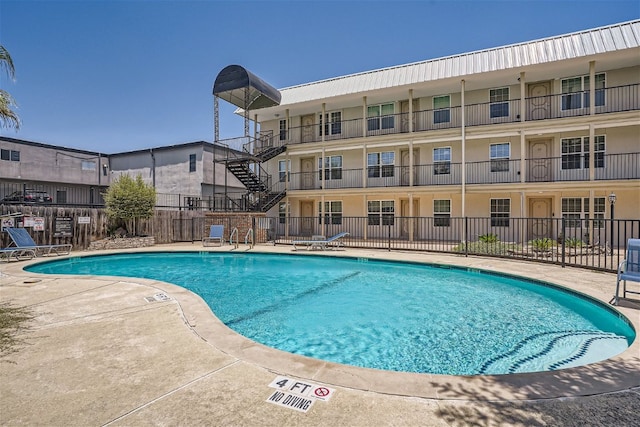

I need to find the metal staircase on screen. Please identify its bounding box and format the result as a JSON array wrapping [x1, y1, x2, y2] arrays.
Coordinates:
[[222, 132, 287, 212]]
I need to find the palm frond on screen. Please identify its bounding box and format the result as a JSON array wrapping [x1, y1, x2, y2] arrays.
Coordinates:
[[0, 45, 16, 81]]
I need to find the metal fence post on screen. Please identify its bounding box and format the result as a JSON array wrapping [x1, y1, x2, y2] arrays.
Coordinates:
[[561, 217, 566, 268], [464, 217, 469, 257]]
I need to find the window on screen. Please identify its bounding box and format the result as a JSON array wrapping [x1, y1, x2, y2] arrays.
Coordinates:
[[367, 103, 394, 131], [56, 190, 67, 204], [561, 73, 605, 110], [434, 200, 451, 227], [433, 95, 450, 124], [319, 201, 342, 225], [189, 154, 196, 172], [561, 136, 605, 170], [592, 197, 606, 228], [278, 160, 290, 182], [81, 160, 96, 171], [319, 111, 342, 136], [433, 147, 451, 175], [490, 199, 510, 227], [318, 156, 342, 180], [562, 197, 605, 228], [279, 119, 288, 141], [367, 152, 394, 178], [490, 143, 510, 172], [278, 202, 286, 224], [490, 87, 509, 118], [368, 200, 395, 226], [1, 149, 19, 162]]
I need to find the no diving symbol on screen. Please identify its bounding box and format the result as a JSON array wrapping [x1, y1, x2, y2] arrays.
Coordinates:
[[314, 387, 330, 398]]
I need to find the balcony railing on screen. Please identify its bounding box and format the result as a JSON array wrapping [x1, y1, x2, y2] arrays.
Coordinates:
[[269, 84, 639, 147], [281, 153, 638, 191]]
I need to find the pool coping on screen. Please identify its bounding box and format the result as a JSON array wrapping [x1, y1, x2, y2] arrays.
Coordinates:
[[4, 243, 640, 402]]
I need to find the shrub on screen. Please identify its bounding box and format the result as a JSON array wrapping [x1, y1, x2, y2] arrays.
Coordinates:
[[478, 233, 499, 243], [564, 237, 584, 249], [104, 174, 156, 236], [530, 238, 553, 251]]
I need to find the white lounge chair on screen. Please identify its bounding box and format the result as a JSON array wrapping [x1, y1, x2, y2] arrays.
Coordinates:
[[203, 225, 224, 246], [612, 238, 640, 305], [293, 232, 349, 251]]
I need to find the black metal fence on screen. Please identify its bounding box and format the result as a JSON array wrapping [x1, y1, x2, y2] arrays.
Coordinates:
[[173, 215, 638, 273]]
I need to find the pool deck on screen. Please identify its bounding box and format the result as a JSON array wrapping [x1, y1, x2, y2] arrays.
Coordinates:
[[1, 243, 639, 426]]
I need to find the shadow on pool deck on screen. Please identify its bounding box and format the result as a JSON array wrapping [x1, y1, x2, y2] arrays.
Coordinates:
[[1, 244, 639, 426]]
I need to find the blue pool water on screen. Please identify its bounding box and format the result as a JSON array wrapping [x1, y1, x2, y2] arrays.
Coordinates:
[[26, 252, 634, 375]]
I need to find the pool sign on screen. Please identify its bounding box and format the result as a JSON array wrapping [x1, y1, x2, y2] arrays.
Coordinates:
[[266, 375, 336, 413]]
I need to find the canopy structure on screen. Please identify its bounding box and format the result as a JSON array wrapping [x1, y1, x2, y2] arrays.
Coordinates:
[[213, 65, 281, 110], [213, 65, 281, 141]]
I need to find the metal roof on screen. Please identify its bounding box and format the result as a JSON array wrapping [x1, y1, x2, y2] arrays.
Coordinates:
[[213, 65, 281, 110], [278, 20, 640, 105]]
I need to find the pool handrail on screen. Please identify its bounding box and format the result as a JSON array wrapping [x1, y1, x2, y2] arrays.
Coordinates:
[[229, 227, 239, 249], [244, 228, 254, 249]]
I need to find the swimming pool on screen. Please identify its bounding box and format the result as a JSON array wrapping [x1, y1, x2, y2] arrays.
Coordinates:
[[26, 252, 634, 376]]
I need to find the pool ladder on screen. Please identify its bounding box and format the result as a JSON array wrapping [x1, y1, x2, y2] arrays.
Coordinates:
[[245, 228, 254, 249], [229, 227, 239, 249], [229, 227, 253, 249]]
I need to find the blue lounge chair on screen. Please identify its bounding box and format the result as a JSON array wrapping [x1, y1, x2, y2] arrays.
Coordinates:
[[0, 247, 36, 262], [203, 225, 224, 246], [5, 227, 72, 256], [613, 238, 640, 305], [293, 232, 349, 251]]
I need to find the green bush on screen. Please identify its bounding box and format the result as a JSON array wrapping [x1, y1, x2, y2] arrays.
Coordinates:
[[453, 241, 520, 255], [530, 238, 553, 251], [104, 174, 156, 236], [478, 233, 499, 243], [564, 237, 584, 249]]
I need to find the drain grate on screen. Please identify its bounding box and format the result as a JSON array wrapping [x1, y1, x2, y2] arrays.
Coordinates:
[[144, 293, 170, 303]]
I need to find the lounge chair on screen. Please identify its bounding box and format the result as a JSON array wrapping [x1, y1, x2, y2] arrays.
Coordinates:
[[293, 232, 349, 251], [0, 247, 36, 262], [612, 238, 640, 305], [5, 227, 72, 256], [203, 225, 224, 246]]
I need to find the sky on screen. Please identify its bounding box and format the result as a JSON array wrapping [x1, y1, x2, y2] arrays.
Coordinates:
[[0, 0, 638, 153]]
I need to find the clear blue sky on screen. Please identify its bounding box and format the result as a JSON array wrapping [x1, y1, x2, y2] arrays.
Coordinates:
[[1, 0, 638, 153]]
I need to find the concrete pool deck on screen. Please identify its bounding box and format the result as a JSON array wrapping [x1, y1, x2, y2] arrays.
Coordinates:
[[1, 244, 639, 426]]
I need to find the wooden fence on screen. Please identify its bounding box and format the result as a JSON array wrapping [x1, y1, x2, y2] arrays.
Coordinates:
[[0, 205, 203, 250]]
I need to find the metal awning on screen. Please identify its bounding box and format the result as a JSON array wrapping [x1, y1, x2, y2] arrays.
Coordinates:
[[213, 65, 281, 110]]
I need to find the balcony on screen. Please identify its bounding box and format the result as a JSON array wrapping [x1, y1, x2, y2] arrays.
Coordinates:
[[272, 84, 639, 147], [283, 152, 639, 191]]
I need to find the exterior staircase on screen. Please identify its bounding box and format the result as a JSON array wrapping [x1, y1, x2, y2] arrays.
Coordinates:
[[223, 132, 287, 212]]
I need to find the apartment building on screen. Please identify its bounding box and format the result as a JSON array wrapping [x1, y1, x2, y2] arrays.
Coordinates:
[[0, 138, 245, 208], [215, 20, 639, 244], [0, 137, 110, 205]]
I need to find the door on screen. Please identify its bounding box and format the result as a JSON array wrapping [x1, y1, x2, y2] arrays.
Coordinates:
[[528, 139, 552, 182], [400, 100, 419, 132], [529, 198, 552, 240], [301, 114, 315, 143], [400, 199, 419, 239], [300, 157, 316, 190], [527, 81, 552, 120], [300, 200, 314, 236], [400, 149, 419, 186]]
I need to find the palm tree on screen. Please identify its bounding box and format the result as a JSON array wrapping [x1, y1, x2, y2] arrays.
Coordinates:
[[0, 45, 20, 130]]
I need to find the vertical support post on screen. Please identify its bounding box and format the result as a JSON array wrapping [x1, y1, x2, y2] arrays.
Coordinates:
[[461, 79, 466, 242], [244, 88, 250, 137], [464, 216, 469, 257], [561, 217, 566, 268]]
